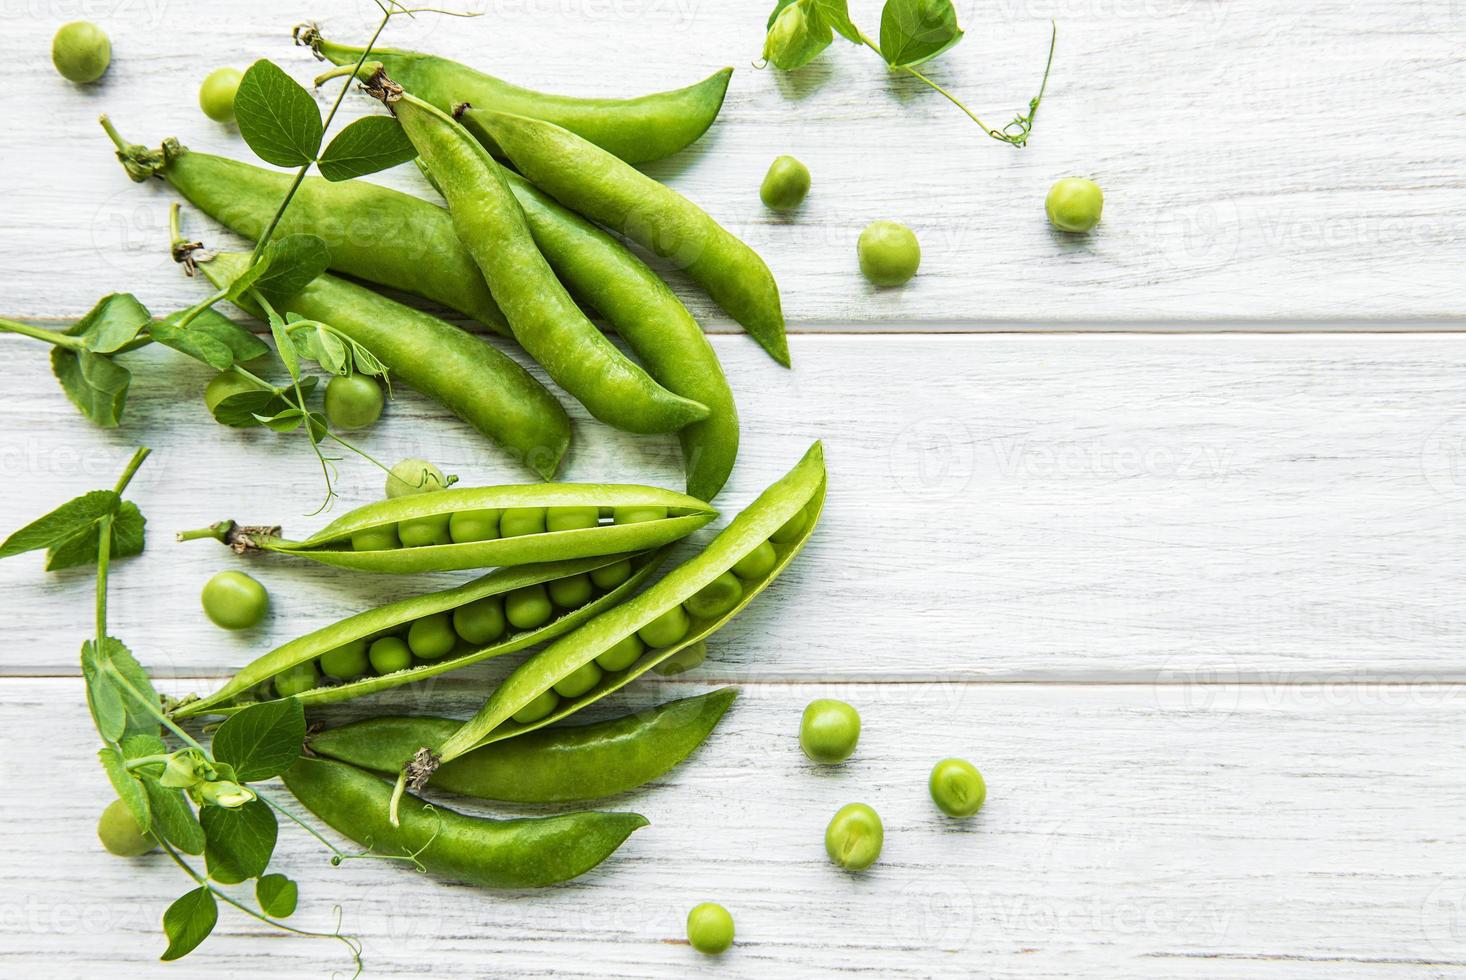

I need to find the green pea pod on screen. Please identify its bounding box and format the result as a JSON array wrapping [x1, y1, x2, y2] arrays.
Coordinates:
[[298, 26, 730, 164], [101, 119, 509, 335], [195, 249, 570, 480], [282, 756, 646, 888], [368, 76, 708, 436], [462, 108, 790, 368], [172, 551, 664, 719], [182, 483, 716, 573], [407, 442, 824, 794]]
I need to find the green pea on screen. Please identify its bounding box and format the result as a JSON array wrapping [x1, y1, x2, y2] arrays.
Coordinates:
[[512, 689, 559, 724], [683, 572, 743, 619], [199, 67, 243, 123], [319, 637, 370, 681], [770, 506, 808, 544], [825, 802, 883, 871], [857, 220, 921, 287], [1045, 177, 1104, 233], [399, 513, 452, 548], [686, 902, 734, 955], [548, 573, 594, 609], [553, 660, 603, 698], [929, 758, 986, 818], [638, 605, 691, 648], [500, 507, 547, 537], [589, 558, 633, 589], [453, 596, 506, 646], [800, 699, 860, 764], [614, 505, 666, 524], [274, 660, 319, 698], [351, 523, 400, 552], [407, 612, 456, 661], [506, 584, 553, 630], [651, 639, 706, 676], [546, 506, 600, 531], [595, 633, 644, 672], [730, 540, 777, 580], [760, 155, 810, 211], [449, 508, 501, 543], [98, 799, 154, 857], [200, 570, 269, 630], [52, 21, 110, 84], [369, 636, 412, 674], [385, 458, 451, 498], [324, 374, 385, 430]]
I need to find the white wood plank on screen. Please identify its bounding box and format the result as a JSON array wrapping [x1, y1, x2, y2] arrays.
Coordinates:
[[1, 2, 1463, 324], [4, 333, 1464, 681], [5, 677, 1464, 978]]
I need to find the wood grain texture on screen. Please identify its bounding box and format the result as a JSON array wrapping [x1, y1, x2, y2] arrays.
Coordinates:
[[1, 1, 1464, 325]]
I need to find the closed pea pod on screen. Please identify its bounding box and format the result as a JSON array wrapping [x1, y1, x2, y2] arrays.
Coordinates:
[[281, 756, 646, 888], [464, 107, 790, 367], [368, 74, 708, 436]]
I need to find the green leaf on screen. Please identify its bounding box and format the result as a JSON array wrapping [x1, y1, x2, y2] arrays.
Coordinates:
[[202, 799, 277, 884], [764, 0, 834, 70], [0, 490, 116, 560], [144, 780, 207, 855], [223, 252, 271, 306], [317, 115, 417, 181], [69, 293, 152, 353], [45, 501, 146, 571], [256, 874, 299, 918], [150, 308, 268, 371], [815, 0, 862, 43], [99, 745, 151, 833], [210, 377, 317, 428], [121, 732, 167, 761], [82, 640, 127, 742], [97, 636, 162, 739], [212, 697, 305, 782], [879, 0, 963, 67], [253, 235, 330, 311], [307, 325, 349, 376], [51, 347, 130, 427], [254, 407, 306, 433], [234, 59, 324, 168], [161, 887, 218, 961]]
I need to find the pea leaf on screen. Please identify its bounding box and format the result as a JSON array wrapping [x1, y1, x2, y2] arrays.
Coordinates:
[[202, 799, 277, 884], [51, 347, 130, 427], [161, 887, 218, 961], [85, 637, 161, 740], [815, 0, 862, 43], [0, 490, 116, 560], [82, 640, 127, 742], [879, 0, 963, 67], [764, 0, 834, 70], [144, 780, 206, 856], [150, 308, 268, 371], [255, 407, 306, 433], [99, 745, 151, 833], [210, 377, 317, 428], [234, 59, 324, 168], [69, 293, 153, 353], [223, 251, 271, 306], [212, 697, 305, 782], [46, 501, 146, 571], [256, 874, 298, 918], [252, 235, 330, 311], [317, 115, 418, 181]]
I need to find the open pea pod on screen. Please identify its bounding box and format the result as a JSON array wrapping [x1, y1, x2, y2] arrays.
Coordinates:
[[182, 484, 715, 573], [400, 442, 824, 797], [172, 551, 665, 719]]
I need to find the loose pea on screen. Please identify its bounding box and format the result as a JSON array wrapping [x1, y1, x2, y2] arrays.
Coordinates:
[[760, 154, 810, 211], [506, 584, 553, 630], [369, 636, 412, 674], [589, 558, 633, 590], [683, 571, 743, 619], [595, 633, 644, 672], [399, 513, 452, 548], [351, 523, 400, 552], [857, 220, 921, 287], [385, 458, 450, 498], [548, 573, 594, 608], [500, 507, 547, 537], [274, 660, 319, 698], [638, 604, 691, 648], [652, 640, 706, 676], [512, 688, 559, 724], [200, 570, 269, 630], [319, 637, 370, 681], [614, 505, 666, 524], [324, 374, 385, 430], [825, 802, 883, 871], [546, 506, 600, 531], [407, 612, 456, 661], [52, 21, 110, 84], [199, 67, 243, 123], [686, 902, 734, 955], [731, 540, 777, 580], [553, 660, 603, 698], [453, 595, 506, 646], [1045, 177, 1104, 233], [97, 799, 153, 857], [929, 758, 986, 818], [449, 508, 500, 543], [800, 699, 860, 764], [770, 506, 808, 544]]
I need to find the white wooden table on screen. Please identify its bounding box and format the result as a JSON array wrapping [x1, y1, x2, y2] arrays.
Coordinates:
[[4, 2, 1465, 977]]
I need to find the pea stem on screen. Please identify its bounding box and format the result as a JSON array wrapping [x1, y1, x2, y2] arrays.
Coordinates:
[[176, 523, 231, 543], [259, 792, 348, 857], [0, 318, 87, 350]]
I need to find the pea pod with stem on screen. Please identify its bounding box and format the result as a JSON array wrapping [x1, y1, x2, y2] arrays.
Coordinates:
[[297, 24, 731, 164], [179, 483, 716, 574], [309, 687, 736, 804], [461, 106, 790, 367], [171, 551, 665, 719]]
